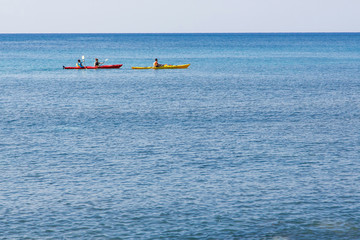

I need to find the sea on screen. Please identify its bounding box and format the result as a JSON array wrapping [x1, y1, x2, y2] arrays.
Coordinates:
[[1, 33, 360, 239]]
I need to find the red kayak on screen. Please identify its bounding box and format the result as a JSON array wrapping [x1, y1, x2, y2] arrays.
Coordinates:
[[63, 64, 122, 69]]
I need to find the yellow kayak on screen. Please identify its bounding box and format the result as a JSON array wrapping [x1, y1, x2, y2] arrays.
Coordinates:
[[132, 64, 190, 70]]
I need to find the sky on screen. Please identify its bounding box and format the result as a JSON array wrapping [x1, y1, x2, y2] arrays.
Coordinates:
[[0, 0, 359, 33]]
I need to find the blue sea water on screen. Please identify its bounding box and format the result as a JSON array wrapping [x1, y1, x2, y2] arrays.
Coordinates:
[[1, 33, 360, 239]]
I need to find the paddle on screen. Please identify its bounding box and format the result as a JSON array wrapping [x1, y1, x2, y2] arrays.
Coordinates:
[[82, 55, 87, 68], [99, 59, 108, 66]]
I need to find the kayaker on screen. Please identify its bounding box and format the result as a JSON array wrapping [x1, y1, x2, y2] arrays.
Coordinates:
[[76, 59, 84, 68], [153, 58, 163, 68], [94, 58, 104, 67]]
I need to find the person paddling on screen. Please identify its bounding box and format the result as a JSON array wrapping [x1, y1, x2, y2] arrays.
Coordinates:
[[153, 58, 164, 68], [94, 58, 104, 67], [76, 59, 84, 68]]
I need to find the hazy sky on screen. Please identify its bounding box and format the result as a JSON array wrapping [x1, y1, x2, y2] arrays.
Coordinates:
[[1, 0, 359, 33]]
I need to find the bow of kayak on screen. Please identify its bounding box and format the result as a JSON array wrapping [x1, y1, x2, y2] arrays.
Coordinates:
[[132, 64, 190, 70], [63, 64, 123, 69]]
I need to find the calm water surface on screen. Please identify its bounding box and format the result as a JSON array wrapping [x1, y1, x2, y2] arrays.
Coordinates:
[[1, 33, 360, 239]]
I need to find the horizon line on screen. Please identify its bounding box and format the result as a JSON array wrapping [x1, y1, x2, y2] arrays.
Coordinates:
[[1, 31, 360, 34]]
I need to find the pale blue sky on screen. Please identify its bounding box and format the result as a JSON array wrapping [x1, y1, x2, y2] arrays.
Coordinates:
[[1, 0, 359, 33]]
